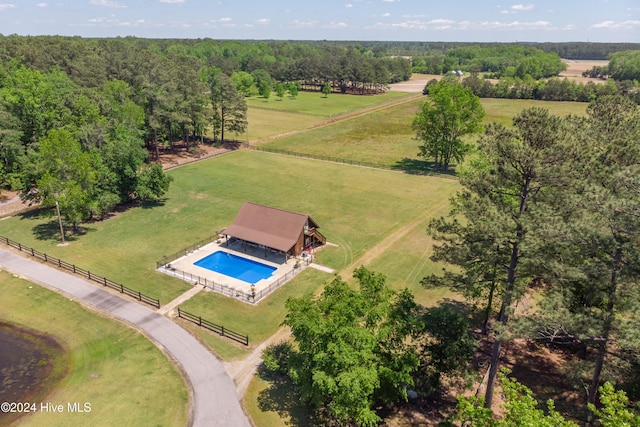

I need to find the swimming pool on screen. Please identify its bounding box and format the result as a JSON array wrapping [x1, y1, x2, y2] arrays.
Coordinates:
[[193, 251, 276, 284]]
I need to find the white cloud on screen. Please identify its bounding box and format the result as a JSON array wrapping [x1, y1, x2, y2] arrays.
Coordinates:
[[382, 0, 397, 2], [511, 4, 535, 11], [345, 3, 353, 8], [325, 21, 348, 29], [257, 18, 270, 24], [382, 12, 390, 17], [89, 0, 127, 8], [292, 19, 317, 28], [159, 0, 186, 3], [480, 20, 552, 30], [369, 17, 557, 32], [0, 2, 16, 10], [36, 2, 47, 7], [219, 17, 232, 22], [591, 20, 640, 29]]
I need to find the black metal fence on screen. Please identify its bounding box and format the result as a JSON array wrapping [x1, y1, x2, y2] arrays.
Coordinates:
[[156, 234, 221, 269], [160, 256, 311, 305], [0, 236, 160, 309], [177, 307, 248, 346]]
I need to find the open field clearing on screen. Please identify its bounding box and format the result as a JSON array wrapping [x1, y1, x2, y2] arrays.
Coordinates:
[[246, 90, 411, 117], [559, 59, 609, 84], [0, 271, 187, 427], [255, 96, 588, 170], [246, 108, 318, 142], [0, 150, 460, 359]]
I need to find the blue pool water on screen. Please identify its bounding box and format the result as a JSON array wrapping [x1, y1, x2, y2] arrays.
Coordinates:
[[194, 251, 276, 284]]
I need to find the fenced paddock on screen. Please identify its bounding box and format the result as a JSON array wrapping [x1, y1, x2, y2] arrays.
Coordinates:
[[0, 236, 160, 309]]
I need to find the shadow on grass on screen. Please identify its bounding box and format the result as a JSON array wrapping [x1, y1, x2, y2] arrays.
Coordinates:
[[256, 363, 314, 426], [392, 158, 458, 177]]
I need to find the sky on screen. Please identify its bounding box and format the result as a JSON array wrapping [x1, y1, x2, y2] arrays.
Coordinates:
[[0, 1, 638, 42]]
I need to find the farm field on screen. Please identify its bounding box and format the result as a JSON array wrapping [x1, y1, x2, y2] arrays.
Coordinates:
[[255, 96, 588, 172], [0, 271, 187, 427], [246, 90, 412, 116]]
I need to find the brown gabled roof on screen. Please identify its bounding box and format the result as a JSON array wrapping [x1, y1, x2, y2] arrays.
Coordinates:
[[223, 202, 319, 253]]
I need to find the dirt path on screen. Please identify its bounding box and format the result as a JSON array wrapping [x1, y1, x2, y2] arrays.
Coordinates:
[[224, 325, 292, 397]]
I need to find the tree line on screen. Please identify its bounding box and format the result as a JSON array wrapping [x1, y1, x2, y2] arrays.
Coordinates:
[[412, 44, 567, 79]]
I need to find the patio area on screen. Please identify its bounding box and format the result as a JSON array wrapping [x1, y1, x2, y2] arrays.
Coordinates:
[[158, 239, 313, 304]]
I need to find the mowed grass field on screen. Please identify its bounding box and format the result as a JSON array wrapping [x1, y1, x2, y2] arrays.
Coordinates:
[[0, 149, 460, 359], [246, 90, 412, 116], [0, 271, 187, 427], [255, 96, 588, 172]]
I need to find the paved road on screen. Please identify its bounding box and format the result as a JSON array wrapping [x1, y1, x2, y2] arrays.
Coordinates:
[[0, 248, 251, 427]]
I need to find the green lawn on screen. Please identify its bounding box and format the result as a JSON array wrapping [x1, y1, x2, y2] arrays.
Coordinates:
[[0, 150, 460, 359], [246, 90, 412, 117], [0, 272, 187, 427], [255, 97, 588, 174], [245, 108, 318, 142]]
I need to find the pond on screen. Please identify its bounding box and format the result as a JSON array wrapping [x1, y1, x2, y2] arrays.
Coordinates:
[[0, 321, 67, 424]]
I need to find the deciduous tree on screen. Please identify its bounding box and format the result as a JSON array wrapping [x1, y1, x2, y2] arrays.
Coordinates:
[[412, 78, 484, 172], [280, 267, 420, 427]]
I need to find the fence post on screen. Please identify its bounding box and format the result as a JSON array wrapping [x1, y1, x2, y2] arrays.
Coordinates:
[[31, 248, 34, 256], [44, 254, 48, 262], [120, 284, 124, 293], [73, 265, 76, 274], [198, 316, 202, 326], [18, 243, 21, 251], [88, 271, 92, 280], [103, 277, 107, 287], [178, 308, 181, 318], [138, 291, 141, 301], [221, 325, 225, 337], [58, 259, 61, 267]]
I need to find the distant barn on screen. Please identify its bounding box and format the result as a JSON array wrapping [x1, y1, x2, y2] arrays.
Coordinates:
[[223, 202, 325, 259]]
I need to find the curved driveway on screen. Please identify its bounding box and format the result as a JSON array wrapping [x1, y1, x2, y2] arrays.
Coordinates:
[[0, 248, 250, 427]]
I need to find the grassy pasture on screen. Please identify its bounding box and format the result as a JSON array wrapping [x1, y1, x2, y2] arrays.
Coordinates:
[[245, 108, 318, 142], [255, 96, 588, 173], [246, 90, 411, 117], [0, 150, 460, 359], [0, 271, 187, 427]]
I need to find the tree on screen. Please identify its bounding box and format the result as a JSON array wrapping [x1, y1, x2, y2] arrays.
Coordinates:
[[287, 81, 299, 98], [428, 107, 574, 408], [525, 95, 640, 414], [321, 82, 331, 97], [412, 78, 484, 172], [135, 162, 172, 201], [203, 69, 247, 143], [456, 372, 640, 427], [258, 79, 271, 100], [279, 267, 420, 427], [417, 305, 477, 392], [29, 128, 97, 232], [274, 82, 285, 100], [230, 70, 255, 97]]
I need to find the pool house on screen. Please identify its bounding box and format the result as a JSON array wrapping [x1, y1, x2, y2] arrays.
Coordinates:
[[223, 202, 326, 262]]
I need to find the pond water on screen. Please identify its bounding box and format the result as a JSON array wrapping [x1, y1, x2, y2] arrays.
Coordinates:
[[0, 322, 66, 424]]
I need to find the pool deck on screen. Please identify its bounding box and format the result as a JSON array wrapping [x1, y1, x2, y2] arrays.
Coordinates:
[[161, 239, 303, 298]]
